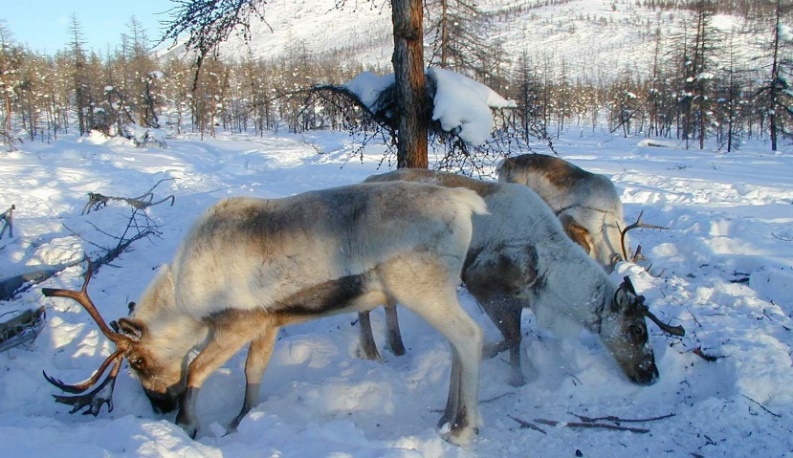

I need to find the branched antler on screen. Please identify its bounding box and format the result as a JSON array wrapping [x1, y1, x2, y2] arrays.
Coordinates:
[[41, 260, 131, 416], [618, 210, 667, 262], [622, 276, 686, 337], [49, 357, 122, 416]]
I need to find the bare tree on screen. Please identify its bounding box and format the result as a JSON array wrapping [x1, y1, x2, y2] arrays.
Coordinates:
[[162, 0, 430, 168], [0, 21, 22, 149], [753, 0, 793, 151], [68, 14, 91, 135], [426, 0, 500, 81]]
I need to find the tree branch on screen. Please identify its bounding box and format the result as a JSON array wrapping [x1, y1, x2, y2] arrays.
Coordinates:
[[0, 204, 15, 239]]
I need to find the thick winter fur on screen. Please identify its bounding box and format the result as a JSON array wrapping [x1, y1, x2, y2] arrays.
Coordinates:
[[116, 182, 487, 444], [496, 154, 629, 271], [361, 170, 658, 388]]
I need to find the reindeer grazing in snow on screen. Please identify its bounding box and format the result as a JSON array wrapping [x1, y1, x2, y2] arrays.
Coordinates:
[[358, 170, 684, 387], [497, 154, 660, 271], [41, 181, 488, 445]]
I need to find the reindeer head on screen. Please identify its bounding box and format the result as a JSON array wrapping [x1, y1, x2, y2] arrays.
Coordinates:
[[596, 276, 684, 386], [42, 262, 202, 416]]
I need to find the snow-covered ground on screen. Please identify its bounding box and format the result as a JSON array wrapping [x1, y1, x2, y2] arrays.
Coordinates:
[[1, 129, 792, 457]]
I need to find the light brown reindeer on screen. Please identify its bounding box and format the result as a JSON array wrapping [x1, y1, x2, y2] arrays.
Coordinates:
[[497, 154, 662, 270], [42, 181, 487, 445], [358, 170, 684, 387]]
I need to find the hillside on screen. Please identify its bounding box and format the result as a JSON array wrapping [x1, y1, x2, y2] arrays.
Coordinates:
[[159, 0, 758, 82]]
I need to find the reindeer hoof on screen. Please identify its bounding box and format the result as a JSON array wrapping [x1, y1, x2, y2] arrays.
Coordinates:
[[356, 346, 382, 361], [437, 408, 479, 446], [439, 421, 478, 446], [508, 371, 527, 387], [389, 341, 406, 356], [482, 340, 509, 359], [176, 413, 199, 439], [180, 423, 198, 439]]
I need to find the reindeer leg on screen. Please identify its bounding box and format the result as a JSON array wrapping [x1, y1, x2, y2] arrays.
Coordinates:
[[384, 300, 406, 356], [229, 326, 279, 431], [358, 311, 381, 360], [176, 325, 258, 438], [393, 280, 482, 446], [429, 304, 482, 445], [479, 299, 525, 387]]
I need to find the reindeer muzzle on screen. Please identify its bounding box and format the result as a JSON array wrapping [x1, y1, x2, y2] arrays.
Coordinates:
[[144, 388, 181, 414]]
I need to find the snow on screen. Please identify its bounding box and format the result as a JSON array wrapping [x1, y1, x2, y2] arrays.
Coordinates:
[[780, 23, 793, 42], [343, 71, 395, 110], [1, 129, 793, 456], [427, 67, 516, 146], [345, 68, 516, 146]]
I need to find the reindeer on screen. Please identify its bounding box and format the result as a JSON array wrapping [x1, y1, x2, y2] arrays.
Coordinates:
[[497, 154, 661, 271], [358, 170, 683, 387], [41, 181, 488, 445]]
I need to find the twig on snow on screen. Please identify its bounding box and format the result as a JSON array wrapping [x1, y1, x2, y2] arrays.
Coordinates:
[[692, 346, 725, 362], [81, 178, 176, 215], [570, 412, 675, 424], [508, 415, 546, 434], [509, 415, 651, 434], [534, 418, 650, 433], [481, 392, 514, 404], [742, 395, 782, 418]]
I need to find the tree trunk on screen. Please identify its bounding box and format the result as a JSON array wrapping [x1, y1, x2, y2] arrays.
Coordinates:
[[391, 0, 428, 169]]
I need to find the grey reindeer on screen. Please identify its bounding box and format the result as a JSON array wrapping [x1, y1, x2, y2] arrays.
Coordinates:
[[358, 170, 684, 387], [42, 181, 487, 445]]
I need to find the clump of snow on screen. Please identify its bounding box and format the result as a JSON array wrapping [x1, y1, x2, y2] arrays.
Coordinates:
[[343, 71, 395, 109], [779, 23, 793, 42], [123, 124, 168, 148], [427, 67, 516, 146], [82, 130, 112, 145], [344, 68, 515, 146]]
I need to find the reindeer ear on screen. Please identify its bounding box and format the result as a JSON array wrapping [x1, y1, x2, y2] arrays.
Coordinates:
[[117, 318, 146, 340], [559, 214, 593, 255], [613, 277, 645, 313]]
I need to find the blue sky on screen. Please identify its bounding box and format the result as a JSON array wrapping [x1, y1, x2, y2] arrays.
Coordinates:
[[1, 0, 171, 54]]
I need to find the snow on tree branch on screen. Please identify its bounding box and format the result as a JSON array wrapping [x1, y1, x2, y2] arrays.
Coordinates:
[[344, 67, 516, 146]]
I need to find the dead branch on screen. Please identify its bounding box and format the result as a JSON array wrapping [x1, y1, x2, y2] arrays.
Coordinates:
[[481, 392, 514, 404], [0, 204, 15, 239], [570, 412, 675, 424], [91, 228, 154, 273], [534, 418, 650, 433], [0, 258, 84, 302], [742, 395, 782, 418], [692, 346, 725, 362], [82, 179, 176, 215], [508, 415, 547, 434], [510, 415, 650, 433], [0, 306, 46, 353], [82, 193, 174, 215], [68, 202, 163, 277]]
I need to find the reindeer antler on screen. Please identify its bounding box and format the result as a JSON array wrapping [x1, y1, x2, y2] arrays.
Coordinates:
[[45, 354, 123, 416], [622, 276, 686, 337], [644, 309, 685, 336], [618, 211, 667, 263], [41, 260, 130, 415]]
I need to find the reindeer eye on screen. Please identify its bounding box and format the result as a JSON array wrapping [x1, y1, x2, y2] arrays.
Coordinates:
[[629, 325, 646, 340], [130, 357, 145, 370]]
